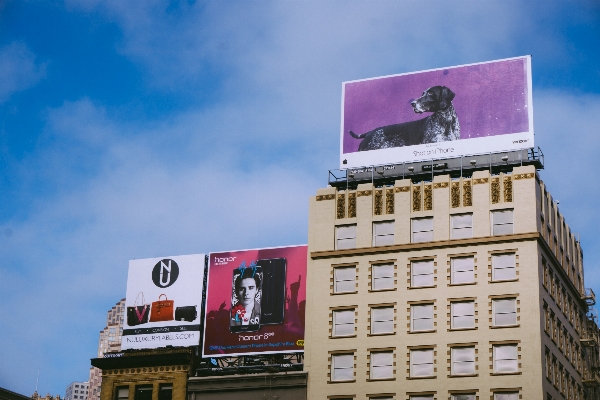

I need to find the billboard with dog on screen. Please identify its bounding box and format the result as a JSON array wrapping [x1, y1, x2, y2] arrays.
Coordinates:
[[202, 245, 307, 357], [122, 254, 205, 350], [340, 56, 534, 169]]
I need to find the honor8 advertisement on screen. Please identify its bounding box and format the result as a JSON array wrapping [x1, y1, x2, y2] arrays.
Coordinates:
[[341, 56, 534, 169], [122, 254, 205, 350], [203, 245, 307, 357]]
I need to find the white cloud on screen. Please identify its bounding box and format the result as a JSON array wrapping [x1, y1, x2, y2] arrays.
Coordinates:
[[0, 42, 46, 102]]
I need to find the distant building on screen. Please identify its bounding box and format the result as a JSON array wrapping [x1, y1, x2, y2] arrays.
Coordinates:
[[88, 299, 125, 400], [64, 382, 88, 400], [30, 393, 60, 400]]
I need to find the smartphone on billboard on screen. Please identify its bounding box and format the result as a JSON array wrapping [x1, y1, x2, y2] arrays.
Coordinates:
[[229, 265, 262, 333], [256, 258, 287, 325]]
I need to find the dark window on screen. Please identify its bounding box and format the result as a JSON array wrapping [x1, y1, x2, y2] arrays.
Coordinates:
[[159, 384, 172, 400], [134, 386, 152, 400]]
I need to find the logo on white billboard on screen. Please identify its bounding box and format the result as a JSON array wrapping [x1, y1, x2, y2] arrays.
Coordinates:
[[152, 259, 179, 288]]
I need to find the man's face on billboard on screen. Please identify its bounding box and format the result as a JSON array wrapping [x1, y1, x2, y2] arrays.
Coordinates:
[[237, 277, 257, 307]]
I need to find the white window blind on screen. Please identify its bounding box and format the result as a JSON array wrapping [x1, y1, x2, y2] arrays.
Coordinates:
[[451, 257, 474, 284], [493, 345, 518, 373], [372, 263, 394, 290], [410, 349, 434, 377], [492, 210, 514, 235], [411, 260, 434, 287], [451, 347, 475, 375], [493, 299, 517, 326], [333, 309, 355, 336], [451, 302, 475, 329], [370, 351, 393, 379], [412, 217, 433, 243], [411, 304, 433, 331], [492, 253, 516, 281], [334, 266, 355, 293], [373, 221, 394, 246], [451, 213, 473, 239], [336, 225, 356, 250], [371, 307, 394, 334], [331, 354, 354, 381]]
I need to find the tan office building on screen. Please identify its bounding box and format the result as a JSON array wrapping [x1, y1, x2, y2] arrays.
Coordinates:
[[305, 164, 599, 400]]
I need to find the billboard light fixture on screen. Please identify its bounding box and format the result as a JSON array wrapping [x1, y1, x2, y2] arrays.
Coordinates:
[[502, 156, 509, 162], [470, 160, 477, 165], [407, 166, 414, 172]]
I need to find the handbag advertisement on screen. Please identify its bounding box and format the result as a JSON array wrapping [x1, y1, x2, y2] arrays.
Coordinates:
[[122, 253, 205, 350], [202, 245, 307, 357]]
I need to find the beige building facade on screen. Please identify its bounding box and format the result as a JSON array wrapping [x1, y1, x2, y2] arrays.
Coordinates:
[[305, 165, 599, 400]]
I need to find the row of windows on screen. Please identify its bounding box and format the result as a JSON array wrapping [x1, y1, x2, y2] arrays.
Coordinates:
[[333, 253, 517, 294], [336, 210, 514, 250], [545, 348, 584, 400], [332, 297, 518, 336], [542, 260, 584, 335], [329, 393, 520, 400], [543, 304, 583, 374], [116, 385, 172, 400], [330, 343, 520, 382]]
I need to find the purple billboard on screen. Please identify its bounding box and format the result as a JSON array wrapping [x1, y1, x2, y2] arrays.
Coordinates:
[[341, 56, 533, 168]]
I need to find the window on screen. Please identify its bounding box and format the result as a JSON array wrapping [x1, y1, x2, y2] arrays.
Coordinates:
[[451, 395, 475, 400], [412, 217, 433, 243], [334, 266, 355, 293], [493, 299, 517, 326], [410, 349, 434, 377], [134, 386, 152, 400], [411, 304, 433, 332], [336, 225, 356, 250], [451, 346, 475, 375], [451, 257, 474, 284], [370, 351, 393, 380], [411, 260, 434, 287], [494, 394, 518, 400], [492, 210, 514, 235], [373, 221, 394, 246], [492, 253, 516, 281], [372, 263, 394, 290], [333, 309, 355, 337], [493, 344, 518, 373], [331, 353, 354, 381], [158, 385, 172, 400], [451, 213, 473, 239], [451, 301, 475, 329], [410, 397, 433, 400], [371, 307, 394, 334], [116, 388, 129, 400]]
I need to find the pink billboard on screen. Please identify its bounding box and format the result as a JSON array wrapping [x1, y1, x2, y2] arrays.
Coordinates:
[[341, 56, 534, 169], [202, 245, 307, 357]]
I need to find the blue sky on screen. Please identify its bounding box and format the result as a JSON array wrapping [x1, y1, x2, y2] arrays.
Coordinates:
[[1, 0, 599, 395]]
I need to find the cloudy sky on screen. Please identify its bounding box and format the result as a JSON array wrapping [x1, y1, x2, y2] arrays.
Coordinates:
[[1, 0, 599, 395]]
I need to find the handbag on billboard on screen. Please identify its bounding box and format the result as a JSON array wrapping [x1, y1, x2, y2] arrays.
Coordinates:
[[175, 305, 197, 322], [149, 294, 174, 322], [126, 292, 150, 326]]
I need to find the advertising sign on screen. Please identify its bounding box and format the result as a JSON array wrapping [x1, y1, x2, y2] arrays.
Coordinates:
[[202, 245, 307, 357], [341, 56, 533, 169], [122, 254, 205, 350]]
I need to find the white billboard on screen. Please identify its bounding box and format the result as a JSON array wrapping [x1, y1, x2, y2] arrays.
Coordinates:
[[121, 254, 205, 350], [340, 56, 534, 169]]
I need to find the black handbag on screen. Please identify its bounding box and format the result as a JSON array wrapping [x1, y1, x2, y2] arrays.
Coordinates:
[[175, 305, 197, 322], [127, 292, 150, 326]]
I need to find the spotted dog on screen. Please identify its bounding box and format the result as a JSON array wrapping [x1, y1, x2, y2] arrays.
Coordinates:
[[349, 86, 460, 151]]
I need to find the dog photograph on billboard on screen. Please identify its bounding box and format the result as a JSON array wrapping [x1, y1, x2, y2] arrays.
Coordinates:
[[121, 254, 205, 350], [341, 56, 534, 169], [203, 245, 307, 357]]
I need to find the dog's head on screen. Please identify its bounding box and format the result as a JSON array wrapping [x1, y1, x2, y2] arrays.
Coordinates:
[[411, 86, 455, 114]]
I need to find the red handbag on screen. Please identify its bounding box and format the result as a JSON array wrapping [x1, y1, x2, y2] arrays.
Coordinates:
[[150, 294, 174, 322]]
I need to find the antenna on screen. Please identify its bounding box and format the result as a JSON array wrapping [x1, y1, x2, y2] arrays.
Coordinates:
[[36, 368, 40, 393]]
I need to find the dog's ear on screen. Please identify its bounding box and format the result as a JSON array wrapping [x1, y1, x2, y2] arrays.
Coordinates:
[[438, 86, 455, 109]]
